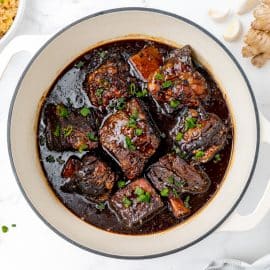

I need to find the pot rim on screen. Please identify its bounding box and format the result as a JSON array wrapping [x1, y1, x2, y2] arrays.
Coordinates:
[[7, 7, 260, 259]]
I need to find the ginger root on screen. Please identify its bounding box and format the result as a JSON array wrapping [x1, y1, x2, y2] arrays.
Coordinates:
[[242, 0, 270, 67]]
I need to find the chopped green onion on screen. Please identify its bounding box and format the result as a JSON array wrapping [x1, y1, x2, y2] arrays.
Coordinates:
[[167, 175, 174, 184], [184, 195, 191, 208], [135, 128, 143, 136], [56, 104, 69, 118], [53, 125, 61, 137], [162, 80, 172, 89], [137, 192, 151, 203], [122, 197, 132, 208], [74, 61, 84, 69], [185, 117, 197, 130], [127, 118, 137, 128], [117, 180, 126, 189], [214, 153, 221, 163], [56, 157, 65, 165], [95, 88, 104, 98], [195, 150, 205, 159], [80, 107, 90, 117], [172, 188, 179, 198], [134, 187, 144, 196], [175, 132, 183, 141], [11, 224, 16, 228], [129, 83, 137, 95], [78, 144, 88, 153], [125, 136, 136, 151], [116, 97, 126, 110], [96, 202, 105, 211], [46, 155, 55, 163], [160, 187, 169, 197], [1, 225, 8, 233], [87, 132, 98, 142], [175, 180, 185, 188], [98, 51, 107, 59], [155, 72, 164, 81], [136, 89, 148, 98], [169, 99, 180, 109], [63, 125, 73, 137]]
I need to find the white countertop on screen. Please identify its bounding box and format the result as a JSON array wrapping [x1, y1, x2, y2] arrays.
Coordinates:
[[1, 0, 270, 269]]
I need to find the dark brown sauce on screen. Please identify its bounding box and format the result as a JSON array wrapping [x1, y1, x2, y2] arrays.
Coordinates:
[[38, 40, 233, 235]]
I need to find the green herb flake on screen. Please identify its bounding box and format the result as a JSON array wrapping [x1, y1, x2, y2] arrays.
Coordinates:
[[155, 72, 164, 81], [56, 104, 69, 118], [195, 150, 205, 159], [1, 225, 8, 233], [53, 125, 61, 137], [63, 125, 73, 137], [175, 180, 185, 188], [116, 97, 126, 110], [11, 224, 16, 228], [214, 153, 222, 163], [129, 83, 137, 95], [122, 197, 132, 208], [167, 175, 174, 184], [117, 180, 126, 189], [136, 89, 148, 98], [56, 157, 65, 165], [125, 136, 136, 151], [184, 195, 191, 208], [162, 80, 173, 89], [160, 187, 169, 197], [134, 186, 144, 196], [185, 117, 197, 130], [96, 202, 105, 211], [127, 117, 137, 128], [46, 155, 55, 163], [78, 144, 88, 153], [135, 128, 143, 136], [169, 99, 180, 109], [80, 107, 90, 117], [137, 192, 151, 203], [175, 132, 183, 141], [95, 88, 104, 98], [74, 61, 84, 69], [172, 188, 179, 198], [87, 132, 98, 142]]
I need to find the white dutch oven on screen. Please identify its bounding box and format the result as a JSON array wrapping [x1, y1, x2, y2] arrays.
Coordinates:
[[2, 8, 270, 259]]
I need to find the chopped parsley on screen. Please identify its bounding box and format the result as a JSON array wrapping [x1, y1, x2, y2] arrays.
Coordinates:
[[80, 107, 90, 117], [56, 104, 69, 118], [117, 180, 126, 189], [160, 187, 169, 197], [96, 202, 105, 211], [74, 61, 84, 69], [125, 136, 136, 151], [122, 197, 132, 208], [53, 125, 61, 137], [1, 225, 8, 233], [46, 155, 55, 163], [170, 99, 180, 109], [63, 125, 73, 137], [162, 80, 172, 89], [175, 132, 183, 141], [185, 117, 197, 130], [194, 150, 205, 159], [155, 72, 164, 81], [135, 128, 143, 136], [87, 132, 98, 142], [184, 195, 191, 208]]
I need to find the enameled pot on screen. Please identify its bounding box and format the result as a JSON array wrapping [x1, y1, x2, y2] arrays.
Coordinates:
[[3, 8, 270, 259]]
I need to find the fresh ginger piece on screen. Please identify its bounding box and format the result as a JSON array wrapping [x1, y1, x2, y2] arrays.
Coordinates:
[[252, 2, 270, 31], [251, 53, 270, 67], [244, 29, 270, 53]]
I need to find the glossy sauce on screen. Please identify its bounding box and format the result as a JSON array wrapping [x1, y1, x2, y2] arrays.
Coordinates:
[[38, 40, 233, 235]]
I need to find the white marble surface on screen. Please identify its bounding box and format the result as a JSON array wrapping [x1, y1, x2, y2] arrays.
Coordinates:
[[0, 0, 270, 269]]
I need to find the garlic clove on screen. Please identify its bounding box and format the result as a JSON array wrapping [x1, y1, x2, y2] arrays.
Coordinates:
[[208, 8, 230, 22], [223, 18, 242, 42], [237, 0, 259, 14]]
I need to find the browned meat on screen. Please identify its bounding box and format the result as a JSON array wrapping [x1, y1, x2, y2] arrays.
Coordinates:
[[147, 153, 210, 195], [86, 60, 134, 109], [99, 98, 160, 179], [128, 46, 163, 81], [109, 178, 163, 227], [170, 107, 227, 163], [148, 45, 208, 114], [45, 104, 98, 152], [61, 155, 117, 202], [169, 197, 190, 218], [147, 153, 210, 218]]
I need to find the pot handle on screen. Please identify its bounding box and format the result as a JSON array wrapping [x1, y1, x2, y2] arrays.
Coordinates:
[[0, 35, 50, 79], [219, 111, 270, 231]]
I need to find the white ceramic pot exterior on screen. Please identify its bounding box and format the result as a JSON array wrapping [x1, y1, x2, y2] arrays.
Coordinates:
[[6, 9, 262, 258]]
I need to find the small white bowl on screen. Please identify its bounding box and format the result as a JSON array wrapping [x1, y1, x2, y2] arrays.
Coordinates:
[[0, 0, 26, 50]]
